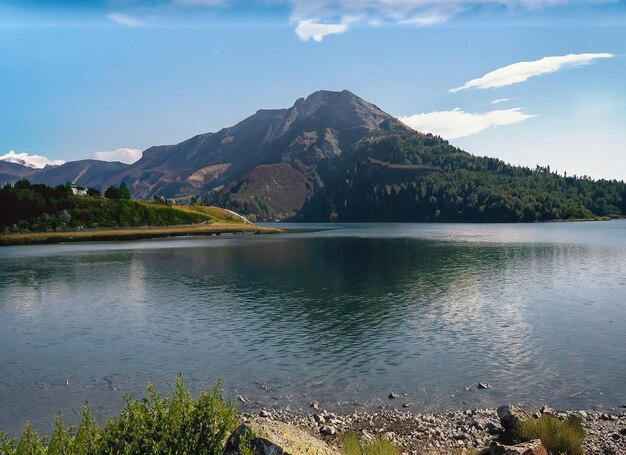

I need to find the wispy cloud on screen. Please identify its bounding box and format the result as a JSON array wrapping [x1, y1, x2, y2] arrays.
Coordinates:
[[167, 0, 613, 41], [490, 98, 511, 104], [0, 151, 65, 169], [295, 19, 348, 42], [94, 148, 142, 164], [283, 0, 613, 40], [451, 53, 615, 92], [399, 107, 536, 139], [106, 12, 142, 27], [399, 13, 452, 26]]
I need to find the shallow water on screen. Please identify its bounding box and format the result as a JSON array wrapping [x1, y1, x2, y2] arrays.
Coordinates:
[[1, 221, 625, 434]]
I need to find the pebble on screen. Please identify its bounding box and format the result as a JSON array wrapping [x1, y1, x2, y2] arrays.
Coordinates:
[[259, 410, 272, 418], [477, 383, 490, 389], [248, 405, 626, 454], [389, 392, 399, 399]]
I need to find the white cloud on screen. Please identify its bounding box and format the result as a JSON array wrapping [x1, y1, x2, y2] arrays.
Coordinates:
[[295, 19, 348, 42], [399, 13, 451, 26], [451, 53, 615, 92], [94, 148, 143, 164], [285, 1, 612, 34], [0, 151, 65, 169], [398, 107, 536, 139], [490, 98, 511, 104], [164, 1, 614, 39], [106, 12, 142, 27]]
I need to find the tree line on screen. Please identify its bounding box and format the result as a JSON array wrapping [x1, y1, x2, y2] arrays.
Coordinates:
[[297, 122, 626, 222], [0, 180, 206, 231]]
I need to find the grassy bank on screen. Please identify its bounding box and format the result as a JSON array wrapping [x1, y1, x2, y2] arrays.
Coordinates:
[[0, 223, 282, 246]]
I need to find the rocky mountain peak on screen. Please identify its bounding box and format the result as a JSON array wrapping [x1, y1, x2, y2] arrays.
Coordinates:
[[262, 90, 391, 144]]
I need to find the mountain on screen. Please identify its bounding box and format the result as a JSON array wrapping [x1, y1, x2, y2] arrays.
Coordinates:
[[0, 156, 37, 169], [111, 90, 391, 216], [0, 161, 36, 184], [30, 160, 130, 189], [3, 90, 625, 222], [0, 158, 130, 189]]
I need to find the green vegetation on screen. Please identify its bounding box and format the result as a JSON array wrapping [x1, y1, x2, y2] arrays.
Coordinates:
[[0, 377, 241, 455], [104, 182, 131, 200], [513, 414, 585, 455], [340, 433, 399, 455], [0, 180, 243, 232], [298, 120, 626, 222], [0, 223, 281, 246], [235, 427, 257, 455]]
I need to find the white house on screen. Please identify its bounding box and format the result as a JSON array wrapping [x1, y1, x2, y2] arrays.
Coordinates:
[[71, 185, 87, 196]]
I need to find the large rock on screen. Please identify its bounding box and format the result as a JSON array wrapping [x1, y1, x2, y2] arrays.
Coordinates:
[[488, 439, 548, 455], [497, 405, 529, 431], [224, 419, 338, 455], [224, 424, 288, 455]]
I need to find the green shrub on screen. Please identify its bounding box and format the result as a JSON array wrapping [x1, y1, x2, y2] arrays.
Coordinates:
[[236, 426, 257, 455], [340, 432, 399, 455], [0, 376, 238, 455], [513, 414, 585, 455]]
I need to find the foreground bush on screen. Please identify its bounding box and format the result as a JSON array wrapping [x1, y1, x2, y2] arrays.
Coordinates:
[[0, 377, 238, 455], [340, 432, 399, 455], [513, 414, 585, 455]]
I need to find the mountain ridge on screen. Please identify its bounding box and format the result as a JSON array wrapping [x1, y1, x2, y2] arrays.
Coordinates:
[[2, 89, 625, 222]]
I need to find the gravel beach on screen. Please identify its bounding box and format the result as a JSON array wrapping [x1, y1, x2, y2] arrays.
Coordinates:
[[244, 406, 626, 454]]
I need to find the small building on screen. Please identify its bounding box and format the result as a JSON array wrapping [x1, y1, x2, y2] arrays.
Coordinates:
[[71, 185, 87, 196]]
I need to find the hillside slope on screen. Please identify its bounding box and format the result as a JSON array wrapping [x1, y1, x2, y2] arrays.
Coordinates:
[[31, 160, 130, 189], [0, 180, 245, 231], [0, 161, 36, 184]]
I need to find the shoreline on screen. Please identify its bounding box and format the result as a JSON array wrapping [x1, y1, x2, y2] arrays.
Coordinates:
[[3, 403, 625, 453], [246, 405, 626, 454], [0, 223, 283, 246]]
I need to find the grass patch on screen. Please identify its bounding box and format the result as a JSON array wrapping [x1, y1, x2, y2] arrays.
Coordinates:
[[513, 414, 585, 455], [176, 205, 245, 223], [0, 376, 239, 455], [340, 432, 399, 455]]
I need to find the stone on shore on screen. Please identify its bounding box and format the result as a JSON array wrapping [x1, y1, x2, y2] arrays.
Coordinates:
[[497, 405, 528, 431], [226, 419, 338, 455], [487, 439, 547, 455], [224, 424, 286, 455]]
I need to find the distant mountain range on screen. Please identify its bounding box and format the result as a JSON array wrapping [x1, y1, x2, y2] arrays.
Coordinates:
[[2, 90, 625, 222]]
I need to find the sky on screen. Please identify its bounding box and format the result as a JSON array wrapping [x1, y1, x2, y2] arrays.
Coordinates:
[[0, 0, 625, 180]]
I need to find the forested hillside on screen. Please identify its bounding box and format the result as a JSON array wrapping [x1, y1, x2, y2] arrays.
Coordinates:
[[295, 120, 626, 222]]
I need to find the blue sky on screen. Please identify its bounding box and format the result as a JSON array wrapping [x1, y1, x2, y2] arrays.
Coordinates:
[[1, 0, 625, 180]]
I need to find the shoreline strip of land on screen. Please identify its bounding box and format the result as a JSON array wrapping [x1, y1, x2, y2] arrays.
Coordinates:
[[0, 223, 283, 246]]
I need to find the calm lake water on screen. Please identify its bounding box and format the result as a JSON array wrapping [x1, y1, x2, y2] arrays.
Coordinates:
[[1, 221, 626, 433]]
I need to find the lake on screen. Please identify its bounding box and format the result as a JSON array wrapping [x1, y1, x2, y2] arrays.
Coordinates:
[[1, 221, 625, 434]]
